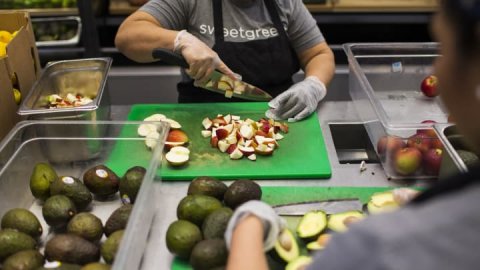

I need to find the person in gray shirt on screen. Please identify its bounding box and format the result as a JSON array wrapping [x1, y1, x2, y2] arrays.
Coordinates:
[[224, 0, 480, 269], [115, 0, 334, 122]]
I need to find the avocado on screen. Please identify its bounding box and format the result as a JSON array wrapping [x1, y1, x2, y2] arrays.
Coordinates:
[[306, 234, 331, 251], [166, 220, 202, 260], [366, 191, 399, 214], [119, 166, 146, 204], [104, 204, 132, 237], [101, 230, 124, 264], [187, 176, 228, 200], [80, 262, 111, 270], [1, 208, 43, 238], [202, 207, 232, 240], [327, 211, 365, 233], [223, 180, 261, 209], [296, 211, 327, 240], [457, 150, 480, 170], [285, 256, 312, 270], [83, 165, 120, 197], [0, 229, 37, 261], [3, 249, 44, 270], [42, 195, 77, 229], [270, 229, 299, 264], [50, 176, 93, 211], [189, 239, 227, 270], [37, 262, 82, 270], [45, 234, 100, 265], [30, 162, 58, 201], [177, 195, 223, 226], [67, 213, 103, 242]]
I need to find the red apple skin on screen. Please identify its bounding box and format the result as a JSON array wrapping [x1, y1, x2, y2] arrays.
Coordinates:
[[394, 147, 423, 176], [226, 144, 237, 154], [431, 138, 443, 149], [407, 133, 432, 154], [167, 130, 189, 143], [377, 135, 406, 157], [423, 148, 443, 175], [421, 75, 439, 97], [417, 120, 438, 138], [215, 128, 229, 140]]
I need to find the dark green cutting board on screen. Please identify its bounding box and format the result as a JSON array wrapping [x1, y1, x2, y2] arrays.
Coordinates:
[[125, 103, 331, 181], [171, 186, 398, 270]]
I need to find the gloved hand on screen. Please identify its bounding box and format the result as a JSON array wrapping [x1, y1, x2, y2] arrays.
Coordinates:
[[224, 200, 286, 251], [266, 76, 327, 122], [174, 30, 235, 83], [392, 188, 420, 205]]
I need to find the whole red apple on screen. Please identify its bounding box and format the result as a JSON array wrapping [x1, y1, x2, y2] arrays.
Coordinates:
[[431, 138, 443, 149], [423, 148, 443, 175], [407, 133, 431, 154], [394, 147, 422, 176], [417, 120, 438, 138], [377, 135, 406, 157], [421, 75, 439, 97]]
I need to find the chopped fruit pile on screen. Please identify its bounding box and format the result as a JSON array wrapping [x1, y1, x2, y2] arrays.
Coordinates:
[[46, 93, 94, 108], [137, 114, 190, 166], [204, 74, 254, 98], [201, 114, 288, 161]]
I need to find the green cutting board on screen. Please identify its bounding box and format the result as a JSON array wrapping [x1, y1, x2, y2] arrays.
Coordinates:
[[125, 103, 331, 181], [171, 186, 398, 270]]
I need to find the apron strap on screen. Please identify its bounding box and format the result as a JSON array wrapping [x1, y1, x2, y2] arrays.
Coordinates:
[[263, 0, 289, 39]]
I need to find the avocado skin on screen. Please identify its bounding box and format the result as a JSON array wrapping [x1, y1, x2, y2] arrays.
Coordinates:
[[119, 166, 146, 204], [80, 262, 111, 270], [29, 163, 58, 201], [101, 230, 124, 264], [202, 207, 233, 240], [187, 176, 228, 201], [223, 180, 262, 209], [50, 176, 93, 211], [457, 150, 480, 170], [166, 220, 202, 260], [189, 239, 228, 270], [0, 229, 37, 262], [1, 208, 43, 239], [104, 204, 132, 237], [45, 234, 100, 265], [42, 195, 77, 229], [67, 213, 104, 243], [177, 195, 223, 227], [83, 165, 119, 197], [3, 249, 44, 270]]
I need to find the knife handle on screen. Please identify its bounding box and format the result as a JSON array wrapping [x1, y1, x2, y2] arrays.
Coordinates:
[[152, 48, 189, 68]]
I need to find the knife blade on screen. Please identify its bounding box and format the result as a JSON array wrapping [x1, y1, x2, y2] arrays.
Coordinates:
[[272, 198, 363, 216], [152, 48, 272, 101]]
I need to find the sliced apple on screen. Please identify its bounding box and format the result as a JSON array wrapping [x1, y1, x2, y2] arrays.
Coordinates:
[[247, 154, 257, 161], [231, 115, 241, 121], [225, 90, 233, 98], [144, 114, 166, 122], [165, 146, 190, 166], [202, 117, 213, 130], [229, 148, 243, 160], [167, 130, 189, 144], [138, 124, 158, 137], [275, 133, 284, 140], [145, 131, 160, 149], [240, 124, 254, 139], [211, 136, 219, 148], [226, 134, 238, 145], [238, 146, 255, 156], [255, 135, 266, 145], [212, 117, 227, 126], [224, 123, 234, 133], [226, 144, 237, 155], [256, 130, 268, 137], [201, 130, 212, 138], [215, 128, 229, 140], [255, 144, 274, 156], [164, 118, 182, 129], [218, 140, 230, 153]]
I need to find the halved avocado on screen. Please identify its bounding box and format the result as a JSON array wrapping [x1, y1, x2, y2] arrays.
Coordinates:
[[285, 256, 312, 270], [271, 229, 300, 263], [296, 211, 327, 240], [306, 233, 331, 251], [327, 211, 364, 233], [367, 191, 399, 214]]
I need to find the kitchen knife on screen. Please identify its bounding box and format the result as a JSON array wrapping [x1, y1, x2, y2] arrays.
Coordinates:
[[272, 199, 363, 216], [152, 48, 272, 101]]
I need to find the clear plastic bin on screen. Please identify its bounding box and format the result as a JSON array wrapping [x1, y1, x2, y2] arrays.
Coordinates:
[[0, 120, 168, 269], [344, 43, 451, 180]]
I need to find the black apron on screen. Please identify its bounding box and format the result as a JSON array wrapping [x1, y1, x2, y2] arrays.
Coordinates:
[[177, 0, 301, 103], [411, 165, 480, 205]]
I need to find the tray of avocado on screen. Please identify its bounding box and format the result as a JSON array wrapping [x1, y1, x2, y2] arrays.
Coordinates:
[[168, 178, 412, 270]]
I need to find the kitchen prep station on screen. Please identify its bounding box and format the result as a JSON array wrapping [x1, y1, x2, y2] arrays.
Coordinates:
[[1, 1, 480, 270]]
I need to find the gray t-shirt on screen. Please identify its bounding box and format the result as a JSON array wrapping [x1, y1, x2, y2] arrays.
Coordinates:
[[307, 184, 480, 270], [139, 0, 324, 54]]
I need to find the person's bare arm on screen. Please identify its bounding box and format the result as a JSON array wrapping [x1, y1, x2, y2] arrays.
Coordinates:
[[115, 11, 178, 63], [226, 215, 269, 270], [298, 42, 335, 86]]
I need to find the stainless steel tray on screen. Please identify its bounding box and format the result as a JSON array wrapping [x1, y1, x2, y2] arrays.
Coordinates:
[[0, 120, 168, 269], [32, 16, 82, 47]]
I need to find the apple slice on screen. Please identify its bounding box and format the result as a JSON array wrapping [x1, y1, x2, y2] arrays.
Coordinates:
[[165, 146, 190, 166], [224, 124, 234, 134], [226, 134, 238, 145], [255, 144, 274, 156], [202, 117, 213, 130], [201, 130, 212, 138], [144, 114, 166, 122], [218, 140, 230, 153], [211, 136, 219, 148], [138, 124, 158, 137], [212, 117, 227, 126], [238, 146, 255, 155], [167, 130, 189, 144], [247, 154, 257, 161], [255, 135, 266, 145], [164, 118, 182, 129], [215, 128, 229, 140], [145, 131, 160, 149], [226, 144, 237, 155], [240, 124, 254, 139], [231, 115, 241, 121], [224, 114, 232, 124], [275, 133, 284, 140], [229, 148, 244, 160]]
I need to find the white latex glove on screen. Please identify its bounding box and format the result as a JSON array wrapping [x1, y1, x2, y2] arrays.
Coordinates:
[[392, 188, 420, 205], [174, 30, 235, 83], [266, 76, 327, 122], [224, 200, 286, 252]]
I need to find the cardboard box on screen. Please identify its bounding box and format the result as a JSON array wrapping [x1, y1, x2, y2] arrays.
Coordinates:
[[0, 11, 40, 141]]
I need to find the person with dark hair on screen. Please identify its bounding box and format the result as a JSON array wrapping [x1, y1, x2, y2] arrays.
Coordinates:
[[224, 1, 480, 269], [115, 0, 334, 122]]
